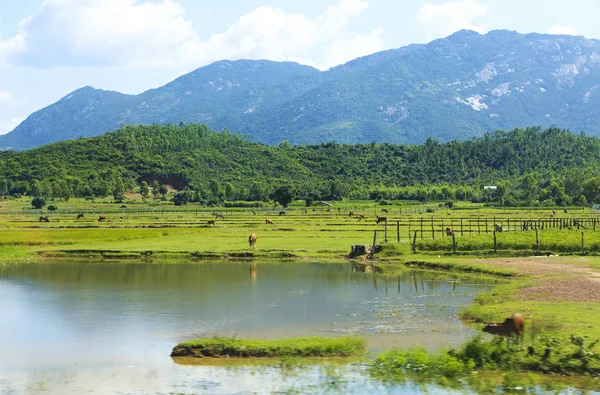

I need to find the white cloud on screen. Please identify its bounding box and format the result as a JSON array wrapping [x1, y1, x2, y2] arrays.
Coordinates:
[[0, 0, 384, 70], [179, 0, 384, 70], [548, 25, 579, 36], [0, 118, 23, 135], [417, 0, 488, 41], [0, 90, 14, 104]]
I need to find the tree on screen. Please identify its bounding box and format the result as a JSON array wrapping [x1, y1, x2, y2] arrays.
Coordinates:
[[521, 174, 538, 205], [173, 190, 190, 206], [272, 184, 295, 207], [31, 197, 46, 209], [225, 182, 234, 200], [159, 185, 168, 199], [209, 179, 220, 198], [248, 182, 265, 201], [152, 181, 160, 200], [30, 180, 42, 198], [140, 181, 150, 198], [113, 179, 125, 203], [0, 179, 7, 196]]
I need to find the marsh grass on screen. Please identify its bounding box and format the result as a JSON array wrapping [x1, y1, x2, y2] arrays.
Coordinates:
[[171, 336, 366, 358]]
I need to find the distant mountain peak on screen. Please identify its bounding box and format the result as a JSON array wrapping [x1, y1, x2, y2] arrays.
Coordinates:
[[3, 29, 600, 150]]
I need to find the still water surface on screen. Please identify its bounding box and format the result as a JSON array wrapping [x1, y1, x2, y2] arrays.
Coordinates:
[[0, 261, 592, 394]]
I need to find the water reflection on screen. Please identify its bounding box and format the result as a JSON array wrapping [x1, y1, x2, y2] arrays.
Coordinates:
[[1, 261, 566, 394]]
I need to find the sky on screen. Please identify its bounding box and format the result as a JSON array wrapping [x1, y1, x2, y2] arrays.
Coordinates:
[[1, 0, 600, 135]]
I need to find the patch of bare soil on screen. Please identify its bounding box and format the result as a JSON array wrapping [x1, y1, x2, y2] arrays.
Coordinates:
[[471, 257, 600, 302]]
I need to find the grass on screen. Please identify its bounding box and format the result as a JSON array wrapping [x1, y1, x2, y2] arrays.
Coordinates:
[[170, 336, 366, 358]]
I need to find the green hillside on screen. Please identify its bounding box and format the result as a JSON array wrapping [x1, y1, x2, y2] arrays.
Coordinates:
[[2, 123, 600, 206]]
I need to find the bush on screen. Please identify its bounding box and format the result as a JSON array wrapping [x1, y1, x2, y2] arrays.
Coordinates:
[[120, 205, 127, 208], [31, 197, 46, 209], [47, 204, 58, 211]]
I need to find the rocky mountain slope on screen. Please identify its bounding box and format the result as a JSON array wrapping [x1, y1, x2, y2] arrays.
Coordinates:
[[3, 29, 600, 149]]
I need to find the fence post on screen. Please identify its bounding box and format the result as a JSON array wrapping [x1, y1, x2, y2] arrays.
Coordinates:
[[397, 221, 400, 242], [460, 218, 463, 236], [452, 232, 456, 253], [412, 231, 418, 253], [493, 227, 497, 253], [384, 221, 388, 243], [582, 232, 585, 254], [431, 217, 435, 239], [535, 225, 540, 255], [420, 217, 424, 240]]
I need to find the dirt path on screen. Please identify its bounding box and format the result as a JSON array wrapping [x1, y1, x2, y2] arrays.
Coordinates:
[[469, 256, 600, 302]]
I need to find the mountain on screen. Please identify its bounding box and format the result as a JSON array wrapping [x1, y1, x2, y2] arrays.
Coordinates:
[[3, 29, 600, 149]]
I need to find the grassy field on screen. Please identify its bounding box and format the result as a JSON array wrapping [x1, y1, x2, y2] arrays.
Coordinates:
[[2, 195, 600, 374]]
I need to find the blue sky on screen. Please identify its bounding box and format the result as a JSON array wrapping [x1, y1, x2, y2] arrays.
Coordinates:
[[1, 0, 599, 135]]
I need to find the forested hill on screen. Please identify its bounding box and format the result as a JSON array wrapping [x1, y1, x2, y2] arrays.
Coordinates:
[[2, 124, 600, 205], [4, 30, 600, 150]]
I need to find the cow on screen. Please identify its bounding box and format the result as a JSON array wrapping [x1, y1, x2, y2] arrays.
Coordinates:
[[445, 227, 454, 236], [552, 210, 556, 217], [76, 213, 84, 220], [358, 213, 365, 221], [248, 233, 257, 249], [564, 209, 568, 214], [376, 215, 387, 224], [482, 314, 525, 350], [278, 211, 286, 216], [207, 220, 215, 226], [215, 213, 225, 220], [98, 215, 107, 222], [39, 215, 49, 223], [348, 211, 354, 217], [494, 223, 503, 232], [381, 208, 389, 213], [252, 210, 257, 216], [265, 218, 273, 224]]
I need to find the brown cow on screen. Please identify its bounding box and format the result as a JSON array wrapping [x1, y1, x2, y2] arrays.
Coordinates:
[[445, 227, 454, 236], [494, 223, 503, 232], [76, 213, 84, 219], [482, 314, 525, 350], [98, 215, 107, 222], [207, 220, 215, 226], [376, 215, 387, 224], [357, 213, 365, 221], [265, 218, 273, 224], [39, 215, 49, 222], [248, 233, 257, 249]]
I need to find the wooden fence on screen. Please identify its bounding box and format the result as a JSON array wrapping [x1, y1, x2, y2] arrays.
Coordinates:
[[380, 217, 600, 243]]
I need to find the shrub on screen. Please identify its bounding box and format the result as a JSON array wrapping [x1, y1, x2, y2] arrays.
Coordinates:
[[47, 204, 58, 211], [31, 197, 46, 209]]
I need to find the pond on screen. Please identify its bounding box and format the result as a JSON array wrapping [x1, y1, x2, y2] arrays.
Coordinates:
[[0, 261, 593, 394]]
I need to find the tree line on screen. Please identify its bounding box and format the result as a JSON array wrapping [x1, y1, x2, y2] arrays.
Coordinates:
[[1, 123, 600, 207]]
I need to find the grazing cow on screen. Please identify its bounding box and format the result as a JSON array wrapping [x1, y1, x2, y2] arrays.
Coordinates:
[[381, 208, 389, 213], [39, 215, 49, 223], [348, 211, 354, 217], [265, 218, 273, 224], [215, 213, 225, 220], [207, 220, 215, 226], [445, 227, 454, 236], [482, 314, 525, 350], [98, 215, 107, 222], [252, 210, 257, 216], [564, 209, 568, 214], [76, 213, 84, 220], [494, 223, 503, 232], [552, 210, 556, 217], [248, 233, 257, 249], [376, 216, 387, 224], [278, 211, 286, 216], [358, 213, 365, 221]]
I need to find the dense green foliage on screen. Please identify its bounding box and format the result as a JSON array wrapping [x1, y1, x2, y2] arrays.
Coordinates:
[[2, 123, 600, 205], [4, 30, 600, 149], [371, 335, 600, 380], [171, 336, 366, 358]]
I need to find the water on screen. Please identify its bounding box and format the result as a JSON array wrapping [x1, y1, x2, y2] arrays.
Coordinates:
[[0, 261, 595, 394]]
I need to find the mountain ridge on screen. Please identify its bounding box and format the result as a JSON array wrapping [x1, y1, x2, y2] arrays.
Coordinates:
[[3, 29, 600, 149]]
